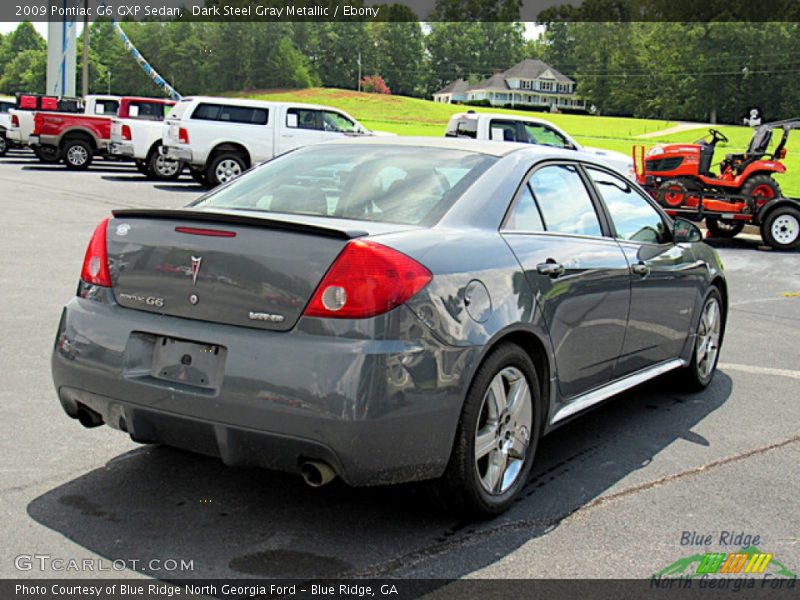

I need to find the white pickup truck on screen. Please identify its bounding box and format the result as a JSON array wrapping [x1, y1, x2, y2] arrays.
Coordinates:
[[161, 96, 374, 187], [445, 112, 635, 179], [109, 96, 179, 180], [0, 96, 15, 156], [6, 94, 120, 162]]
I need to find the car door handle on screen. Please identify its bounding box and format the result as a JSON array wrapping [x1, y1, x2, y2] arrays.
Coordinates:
[[631, 262, 650, 276], [536, 261, 565, 277]]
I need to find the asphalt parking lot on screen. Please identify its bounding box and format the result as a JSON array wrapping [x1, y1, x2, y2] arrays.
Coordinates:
[[0, 149, 798, 581]]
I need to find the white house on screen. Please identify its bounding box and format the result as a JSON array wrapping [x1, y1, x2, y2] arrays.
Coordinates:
[[432, 79, 469, 104], [436, 59, 586, 111]]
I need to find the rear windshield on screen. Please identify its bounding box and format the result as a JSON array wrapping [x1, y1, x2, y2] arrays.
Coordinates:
[[445, 118, 478, 138], [0, 101, 13, 113], [193, 145, 496, 226], [127, 101, 167, 121]]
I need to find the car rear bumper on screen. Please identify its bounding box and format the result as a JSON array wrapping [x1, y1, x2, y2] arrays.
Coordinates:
[[108, 142, 135, 157], [52, 297, 478, 486], [161, 145, 193, 163]]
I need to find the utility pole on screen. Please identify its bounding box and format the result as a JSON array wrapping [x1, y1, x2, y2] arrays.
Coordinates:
[[107, 69, 111, 95], [81, 0, 89, 97], [357, 52, 362, 92]]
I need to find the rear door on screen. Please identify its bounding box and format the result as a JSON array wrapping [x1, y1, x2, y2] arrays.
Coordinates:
[[585, 167, 701, 374], [501, 162, 631, 400]]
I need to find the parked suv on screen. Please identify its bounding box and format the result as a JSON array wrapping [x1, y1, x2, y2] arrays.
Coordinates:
[[161, 96, 372, 187], [446, 111, 634, 179]]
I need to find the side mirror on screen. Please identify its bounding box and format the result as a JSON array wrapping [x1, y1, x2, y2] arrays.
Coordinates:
[[673, 217, 703, 243]]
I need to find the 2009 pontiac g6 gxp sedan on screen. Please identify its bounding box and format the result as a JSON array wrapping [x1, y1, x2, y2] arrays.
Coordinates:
[[52, 137, 727, 516]]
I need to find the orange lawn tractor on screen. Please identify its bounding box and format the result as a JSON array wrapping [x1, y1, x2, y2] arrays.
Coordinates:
[[633, 120, 800, 250]]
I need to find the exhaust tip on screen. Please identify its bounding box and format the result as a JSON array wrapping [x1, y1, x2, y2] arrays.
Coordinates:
[[76, 405, 103, 428], [300, 460, 337, 487]]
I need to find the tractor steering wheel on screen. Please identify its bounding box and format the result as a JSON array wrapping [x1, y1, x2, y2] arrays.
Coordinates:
[[708, 128, 729, 144]]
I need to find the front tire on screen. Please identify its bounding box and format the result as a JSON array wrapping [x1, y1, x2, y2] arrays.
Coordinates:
[[206, 152, 246, 187], [678, 288, 724, 391], [62, 139, 93, 170], [434, 343, 540, 517], [760, 206, 800, 250], [706, 218, 745, 239]]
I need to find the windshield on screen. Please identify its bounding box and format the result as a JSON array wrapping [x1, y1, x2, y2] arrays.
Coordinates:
[[193, 145, 496, 226]]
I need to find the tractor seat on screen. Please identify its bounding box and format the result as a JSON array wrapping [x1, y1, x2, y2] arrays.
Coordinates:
[[722, 127, 773, 174]]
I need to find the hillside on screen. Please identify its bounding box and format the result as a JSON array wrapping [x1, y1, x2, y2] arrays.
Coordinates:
[[234, 88, 800, 195]]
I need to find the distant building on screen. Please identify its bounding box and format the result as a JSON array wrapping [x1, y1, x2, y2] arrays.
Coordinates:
[[435, 59, 586, 112], [432, 79, 469, 104]]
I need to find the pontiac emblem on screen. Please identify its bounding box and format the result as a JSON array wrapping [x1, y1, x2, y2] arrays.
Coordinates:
[[190, 256, 202, 286]]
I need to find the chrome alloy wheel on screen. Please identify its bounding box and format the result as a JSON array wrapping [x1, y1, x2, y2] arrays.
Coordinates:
[[474, 366, 532, 495], [155, 155, 180, 177], [216, 159, 242, 184], [67, 144, 89, 166], [771, 214, 799, 246], [696, 296, 722, 381]]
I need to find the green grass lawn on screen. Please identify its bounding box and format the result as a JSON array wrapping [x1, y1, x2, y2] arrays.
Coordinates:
[[237, 88, 800, 196]]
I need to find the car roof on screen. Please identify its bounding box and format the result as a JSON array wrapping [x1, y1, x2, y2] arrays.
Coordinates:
[[450, 111, 565, 128], [321, 135, 571, 158], [180, 96, 348, 112]]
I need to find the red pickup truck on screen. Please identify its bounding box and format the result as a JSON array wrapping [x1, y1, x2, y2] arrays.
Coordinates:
[[30, 96, 173, 170]]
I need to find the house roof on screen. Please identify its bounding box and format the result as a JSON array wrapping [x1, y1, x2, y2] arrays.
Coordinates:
[[468, 72, 510, 92], [434, 79, 469, 95], [503, 59, 574, 84]]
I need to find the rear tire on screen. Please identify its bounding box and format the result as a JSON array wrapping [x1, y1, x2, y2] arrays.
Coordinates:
[[741, 174, 781, 203], [0, 134, 7, 157], [62, 139, 93, 170], [433, 343, 540, 517], [206, 152, 246, 188], [677, 287, 724, 391], [147, 148, 181, 181], [706, 218, 745, 238], [760, 206, 800, 251], [33, 145, 60, 163]]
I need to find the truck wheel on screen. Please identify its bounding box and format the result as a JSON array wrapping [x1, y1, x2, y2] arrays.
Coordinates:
[[0, 134, 7, 157], [207, 153, 246, 187], [33, 145, 60, 163], [432, 343, 540, 517], [147, 150, 181, 181], [62, 139, 93, 170], [742, 174, 781, 203], [761, 206, 800, 250], [706, 218, 744, 239]]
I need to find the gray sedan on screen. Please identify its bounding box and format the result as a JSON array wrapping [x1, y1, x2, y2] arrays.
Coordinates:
[[52, 137, 726, 516]]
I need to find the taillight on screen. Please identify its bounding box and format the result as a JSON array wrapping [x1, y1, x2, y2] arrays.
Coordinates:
[[304, 240, 431, 319], [80, 218, 111, 287], [121, 124, 132, 141], [178, 127, 189, 144], [11, 114, 19, 127]]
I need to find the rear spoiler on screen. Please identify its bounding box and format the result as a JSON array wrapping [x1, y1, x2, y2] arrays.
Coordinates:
[[111, 208, 368, 240]]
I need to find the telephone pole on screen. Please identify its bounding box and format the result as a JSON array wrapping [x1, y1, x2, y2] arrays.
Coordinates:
[[357, 52, 362, 92]]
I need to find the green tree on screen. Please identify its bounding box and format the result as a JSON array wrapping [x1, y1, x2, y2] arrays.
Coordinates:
[[0, 49, 47, 94], [374, 21, 426, 96]]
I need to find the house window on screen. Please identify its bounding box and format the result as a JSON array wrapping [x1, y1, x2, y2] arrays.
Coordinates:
[[539, 81, 553, 92]]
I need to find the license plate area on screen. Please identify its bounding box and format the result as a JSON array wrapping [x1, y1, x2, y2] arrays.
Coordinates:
[[123, 332, 227, 394], [151, 337, 224, 389]]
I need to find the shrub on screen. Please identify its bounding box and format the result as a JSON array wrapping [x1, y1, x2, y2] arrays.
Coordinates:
[[361, 74, 391, 95]]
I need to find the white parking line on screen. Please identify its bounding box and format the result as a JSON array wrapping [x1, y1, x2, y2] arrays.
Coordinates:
[[719, 363, 800, 380]]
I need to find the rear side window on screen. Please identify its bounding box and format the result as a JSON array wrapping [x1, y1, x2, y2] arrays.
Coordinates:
[[93, 100, 119, 115], [528, 164, 602, 237], [505, 184, 544, 231], [192, 103, 268, 125], [127, 102, 165, 121]]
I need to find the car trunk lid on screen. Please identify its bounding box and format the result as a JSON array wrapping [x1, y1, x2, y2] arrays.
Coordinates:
[[107, 209, 372, 331]]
